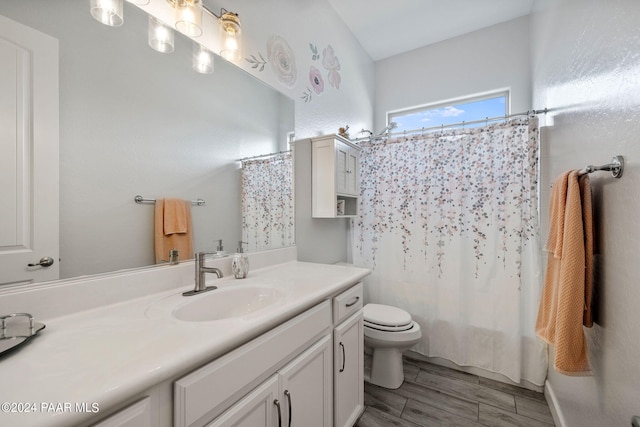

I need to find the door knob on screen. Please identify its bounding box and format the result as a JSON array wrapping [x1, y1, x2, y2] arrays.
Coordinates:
[[27, 257, 55, 267]]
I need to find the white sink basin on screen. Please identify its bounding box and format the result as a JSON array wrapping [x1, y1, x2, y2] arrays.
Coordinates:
[[172, 286, 284, 322]]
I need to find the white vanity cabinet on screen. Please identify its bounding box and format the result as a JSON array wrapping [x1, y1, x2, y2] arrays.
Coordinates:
[[175, 282, 365, 427], [332, 283, 365, 427], [312, 134, 361, 218], [208, 335, 333, 427], [174, 301, 333, 427]]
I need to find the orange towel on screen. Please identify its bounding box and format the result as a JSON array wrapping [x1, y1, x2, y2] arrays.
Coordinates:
[[155, 199, 194, 263], [163, 198, 188, 235], [536, 170, 594, 375]]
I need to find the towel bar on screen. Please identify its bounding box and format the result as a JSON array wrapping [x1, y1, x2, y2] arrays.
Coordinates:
[[134, 195, 206, 206], [578, 155, 624, 178]]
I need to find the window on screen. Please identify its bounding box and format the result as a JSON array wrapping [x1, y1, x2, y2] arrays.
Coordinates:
[[388, 91, 509, 133]]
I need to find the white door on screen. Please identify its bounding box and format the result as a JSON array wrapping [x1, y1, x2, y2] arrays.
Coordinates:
[[334, 311, 364, 427], [0, 14, 59, 286], [279, 335, 332, 427]]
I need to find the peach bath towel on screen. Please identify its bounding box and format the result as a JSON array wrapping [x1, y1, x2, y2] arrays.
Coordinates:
[[155, 198, 194, 263], [536, 170, 593, 375]]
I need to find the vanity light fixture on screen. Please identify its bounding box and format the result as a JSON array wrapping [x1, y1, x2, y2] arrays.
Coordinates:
[[148, 16, 175, 53], [90, 0, 124, 26], [216, 10, 241, 62], [193, 43, 214, 74], [89, 0, 241, 73], [172, 0, 203, 38]]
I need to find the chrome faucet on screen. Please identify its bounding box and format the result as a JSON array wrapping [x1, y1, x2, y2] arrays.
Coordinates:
[[183, 252, 223, 296]]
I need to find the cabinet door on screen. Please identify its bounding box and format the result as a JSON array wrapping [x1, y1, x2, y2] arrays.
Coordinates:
[[335, 142, 350, 195], [334, 311, 364, 427], [92, 397, 151, 427], [345, 148, 359, 196], [207, 375, 279, 427], [279, 335, 332, 427]]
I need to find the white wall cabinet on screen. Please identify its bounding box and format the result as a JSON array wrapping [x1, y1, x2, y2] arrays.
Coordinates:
[[312, 135, 361, 218]]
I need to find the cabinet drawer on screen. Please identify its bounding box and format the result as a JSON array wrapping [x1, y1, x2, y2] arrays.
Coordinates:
[[333, 282, 363, 324], [174, 301, 331, 427]]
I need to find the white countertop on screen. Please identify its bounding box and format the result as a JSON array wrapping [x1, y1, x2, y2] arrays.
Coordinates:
[[0, 261, 370, 427]]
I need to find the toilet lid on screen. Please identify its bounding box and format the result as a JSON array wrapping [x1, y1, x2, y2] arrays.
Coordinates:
[[363, 304, 413, 332]]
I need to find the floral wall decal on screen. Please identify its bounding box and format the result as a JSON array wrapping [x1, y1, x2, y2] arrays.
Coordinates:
[[267, 35, 297, 88], [310, 43, 319, 61], [301, 87, 313, 103], [246, 52, 267, 72], [322, 45, 341, 89], [245, 37, 343, 103], [309, 65, 324, 95], [299, 43, 343, 102]]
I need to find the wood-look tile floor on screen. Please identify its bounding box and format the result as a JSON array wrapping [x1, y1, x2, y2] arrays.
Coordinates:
[[356, 356, 555, 427]]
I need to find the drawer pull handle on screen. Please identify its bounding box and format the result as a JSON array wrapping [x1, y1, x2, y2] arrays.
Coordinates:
[[339, 342, 346, 372], [345, 296, 360, 307], [274, 399, 282, 427], [284, 390, 292, 427]]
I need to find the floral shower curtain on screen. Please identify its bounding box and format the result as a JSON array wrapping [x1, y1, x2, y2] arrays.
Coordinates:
[[352, 117, 547, 386], [241, 152, 294, 252]]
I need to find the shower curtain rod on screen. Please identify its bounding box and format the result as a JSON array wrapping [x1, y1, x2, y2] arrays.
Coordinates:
[[237, 149, 291, 162], [356, 108, 550, 142]]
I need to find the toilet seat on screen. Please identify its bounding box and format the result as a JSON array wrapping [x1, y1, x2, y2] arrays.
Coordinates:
[[363, 304, 414, 332]]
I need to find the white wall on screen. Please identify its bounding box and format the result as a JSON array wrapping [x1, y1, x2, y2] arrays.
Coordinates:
[[226, 0, 375, 140], [374, 16, 531, 131], [531, 0, 640, 425]]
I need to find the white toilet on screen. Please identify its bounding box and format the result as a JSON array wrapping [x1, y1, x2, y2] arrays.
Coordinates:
[[363, 303, 422, 389]]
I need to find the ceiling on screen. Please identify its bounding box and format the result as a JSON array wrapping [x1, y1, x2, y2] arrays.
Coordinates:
[[327, 0, 534, 61]]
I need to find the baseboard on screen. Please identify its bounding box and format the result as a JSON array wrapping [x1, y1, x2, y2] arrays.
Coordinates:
[[544, 380, 566, 427]]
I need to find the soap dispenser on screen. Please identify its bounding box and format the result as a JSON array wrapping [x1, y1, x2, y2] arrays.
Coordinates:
[[231, 241, 249, 279], [214, 239, 226, 258]]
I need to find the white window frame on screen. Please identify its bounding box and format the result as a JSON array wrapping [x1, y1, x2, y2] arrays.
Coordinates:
[[387, 89, 510, 132]]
